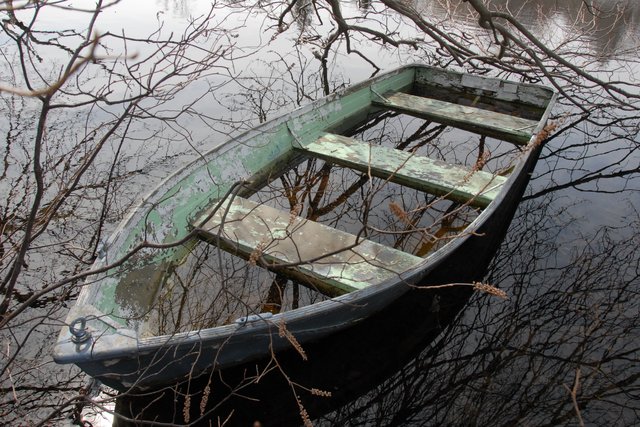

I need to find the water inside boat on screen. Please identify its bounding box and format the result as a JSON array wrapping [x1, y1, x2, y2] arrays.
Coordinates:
[[139, 107, 527, 336]]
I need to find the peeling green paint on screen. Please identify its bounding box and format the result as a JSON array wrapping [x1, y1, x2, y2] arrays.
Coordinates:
[[93, 70, 419, 322], [56, 65, 557, 385], [374, 91, 538, 144], [299, 133, 507, 208], [196, 197, 424, 295], [79, 65, 551, 331]]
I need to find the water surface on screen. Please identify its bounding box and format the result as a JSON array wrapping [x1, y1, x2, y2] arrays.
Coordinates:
[[0, 0, 638, 425]]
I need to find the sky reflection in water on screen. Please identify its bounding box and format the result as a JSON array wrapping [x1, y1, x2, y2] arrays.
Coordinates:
[[0, 0, 638, 425], [115, 0, 640, 425]]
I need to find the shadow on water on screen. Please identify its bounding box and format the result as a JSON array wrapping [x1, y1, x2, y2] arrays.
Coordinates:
[[114, 287, 473, 426], [319, 118, 640, 425], [113, 241, 500, 425], [318, 193, 640, 426]]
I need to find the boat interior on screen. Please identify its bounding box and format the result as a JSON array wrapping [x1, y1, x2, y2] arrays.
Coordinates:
[[136, 69, 552, 337]]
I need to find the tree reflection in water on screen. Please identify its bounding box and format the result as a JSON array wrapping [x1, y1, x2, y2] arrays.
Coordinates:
[[1, 0, 639, 425], [319, 119, 640, 425]]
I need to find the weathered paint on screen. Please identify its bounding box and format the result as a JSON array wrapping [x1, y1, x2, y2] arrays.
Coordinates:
[[85, 69, 417, 324], [195, 197, 424, 295], [374, 91, 539, 144], [288, 68, 415, 141], [54, 64, 558, 388], [93, 125, 296, 320], [299, 133, 507, 208], [414, 67, 554, 108]]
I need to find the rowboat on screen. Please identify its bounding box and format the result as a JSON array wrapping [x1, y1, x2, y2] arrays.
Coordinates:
[[54, 64, 556, 391]]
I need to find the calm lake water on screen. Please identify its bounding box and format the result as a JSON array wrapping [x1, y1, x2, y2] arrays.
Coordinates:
[[1, 0, 638, 425]]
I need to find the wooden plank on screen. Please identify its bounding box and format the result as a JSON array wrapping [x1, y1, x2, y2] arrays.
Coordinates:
[[373, 91, 538, 144], [414, 67, 554, 108], [298, 133, 507, 208], [194, 197, 423, 296]]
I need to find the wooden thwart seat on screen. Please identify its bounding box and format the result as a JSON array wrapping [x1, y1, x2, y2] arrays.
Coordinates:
[[193, 197, 423, 296], [297, 133, 508, 208], [373, 91, 539, 144]]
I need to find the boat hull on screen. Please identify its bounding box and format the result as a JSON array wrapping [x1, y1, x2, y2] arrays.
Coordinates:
[[54, 64, 556, 391]]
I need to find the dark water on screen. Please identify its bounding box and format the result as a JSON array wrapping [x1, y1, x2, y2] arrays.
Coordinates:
[[1, 0, 638, 425]]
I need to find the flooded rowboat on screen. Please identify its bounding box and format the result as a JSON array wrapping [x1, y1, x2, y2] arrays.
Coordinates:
[[53, 64, 556, 391]]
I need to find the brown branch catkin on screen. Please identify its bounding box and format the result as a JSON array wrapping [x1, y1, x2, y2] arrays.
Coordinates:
[[183, 394, 191, 423], [311, 388, 332, 397], [248, 241, 265, 266], [298, 397, 313, 427], [532, 121, 559, 147], [289, 203, 302, 226], [279, 320, 307, 360], [473, 281, 508, 299], [200, 382, 211, 417]]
